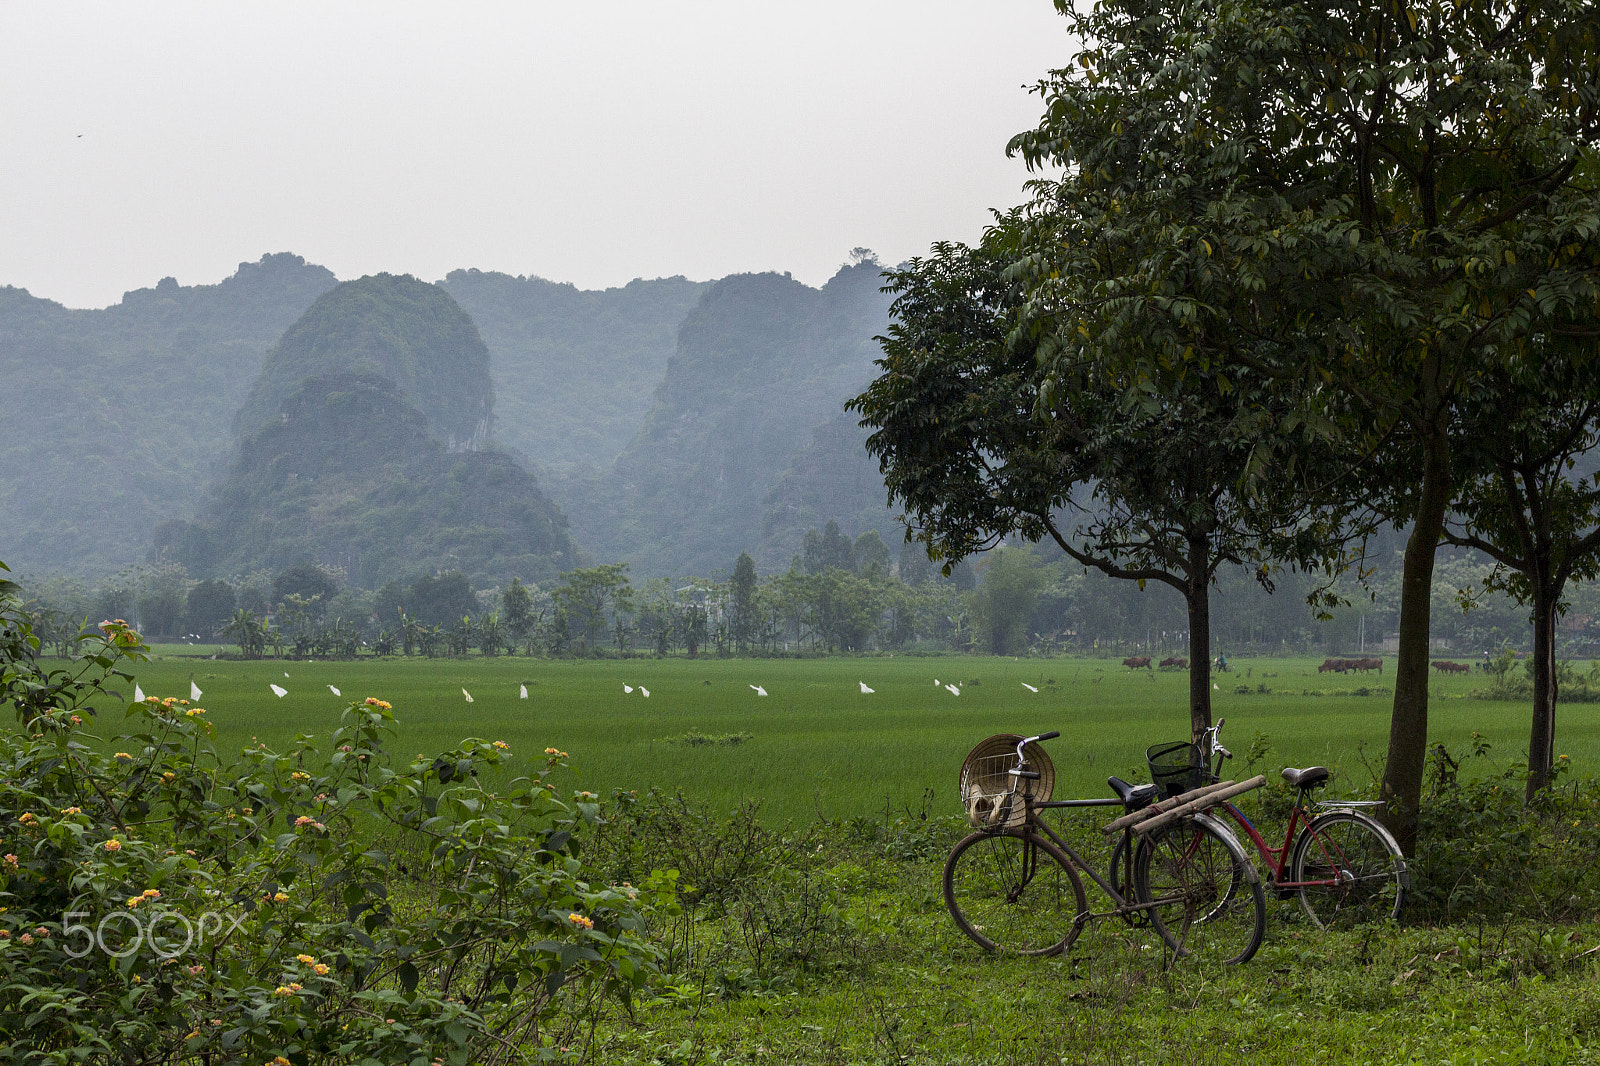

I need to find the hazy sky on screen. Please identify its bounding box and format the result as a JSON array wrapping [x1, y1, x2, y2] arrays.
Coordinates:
[[2, 2, 1070, 309]]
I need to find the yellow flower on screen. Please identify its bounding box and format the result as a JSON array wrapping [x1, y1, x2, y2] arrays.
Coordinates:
[[274, 892, 289, 903], [567, 913, 594, 930], [103, 839, 123, 851], [296, 953, 316, 965], [272, 985, 295, 997], [127, 896, 143, 908], [142, 889, 160, 899], [493, 740, 509, 750], [313, 963, 330, 975], [114, 753, 132, 761], [186, 708, 205, 717]]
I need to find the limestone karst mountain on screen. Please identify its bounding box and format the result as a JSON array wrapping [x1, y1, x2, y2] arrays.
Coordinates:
[[156, 275, 573, 588], [234, 273, 495, 450], [563, 259, 900, 577]]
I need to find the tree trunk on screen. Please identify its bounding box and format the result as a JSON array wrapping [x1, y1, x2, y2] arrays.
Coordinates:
[[1527, 584, 1558, 800], [1379, 426, 1451, 856], [1186, 537, 1213, 740]]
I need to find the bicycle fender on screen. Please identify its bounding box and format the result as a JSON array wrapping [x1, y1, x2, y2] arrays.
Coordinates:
[[1190, 812, 1262, 886]]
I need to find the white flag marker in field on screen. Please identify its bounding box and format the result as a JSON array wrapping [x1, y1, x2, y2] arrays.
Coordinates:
[[190, 681, 202, 700], [945, 684, 961, 696], [134, 684, 145, 702], [623, 685, 633, 694], [462, 688, 474, 703], [1021, 683, 1039, 693], [640, 687, 650, 698], [328, 685, 341, 696], [859, 682, 874, 693], [520, 684, 528, 699], [270, 684, 287, 698], [750, 684, 767, 696]]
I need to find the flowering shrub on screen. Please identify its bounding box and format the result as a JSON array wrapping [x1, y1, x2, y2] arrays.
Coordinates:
[[0, 576, 677, 1065]]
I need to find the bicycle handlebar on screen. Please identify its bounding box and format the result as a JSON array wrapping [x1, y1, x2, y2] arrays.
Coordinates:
[[1010, 731, 1059, 779]]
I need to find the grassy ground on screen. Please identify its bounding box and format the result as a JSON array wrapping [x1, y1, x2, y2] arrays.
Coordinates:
[[593, 880, 1600, 1065], [102, 652, 1600, 1062], [121, 653, 1599, 824]]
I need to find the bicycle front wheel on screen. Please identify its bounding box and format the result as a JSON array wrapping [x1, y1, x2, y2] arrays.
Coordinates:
[[943, 829, 1088, 955], [1134, 813, 1264, 964], [1290, 809, 1408, 929]]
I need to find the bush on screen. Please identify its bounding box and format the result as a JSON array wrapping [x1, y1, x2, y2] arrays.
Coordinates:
[[1411, 735, 1600, 923], [0, 586, 676, 1064]]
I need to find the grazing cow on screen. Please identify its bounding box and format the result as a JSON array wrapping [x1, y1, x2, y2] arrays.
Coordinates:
[[1122, 656, 1152, 669], [1432, 660, 1470, 674], [1318, 659, 1340, 673], [1158, 656, 1188, 669], [1352, 657, 1382, 674]]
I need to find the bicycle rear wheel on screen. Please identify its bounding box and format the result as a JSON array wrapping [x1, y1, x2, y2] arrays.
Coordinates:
[[1134, 813, 1264, 964], [943, 829, 1088, 955], [1290, 809, 1408, 929]]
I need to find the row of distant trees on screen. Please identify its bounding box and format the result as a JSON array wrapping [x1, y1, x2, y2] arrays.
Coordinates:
[[22, 520, 1593, 664]]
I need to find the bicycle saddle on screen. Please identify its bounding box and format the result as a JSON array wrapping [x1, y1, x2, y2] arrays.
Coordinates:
[[1281, 766, 1331, 790], [1107, 776, 1160, 812]]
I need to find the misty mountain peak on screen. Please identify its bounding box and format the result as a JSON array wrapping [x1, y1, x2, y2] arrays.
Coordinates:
[[235, 273, 494, 450]]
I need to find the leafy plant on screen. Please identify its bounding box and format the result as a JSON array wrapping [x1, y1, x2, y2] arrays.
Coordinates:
[[0, 584, 676, 1064]]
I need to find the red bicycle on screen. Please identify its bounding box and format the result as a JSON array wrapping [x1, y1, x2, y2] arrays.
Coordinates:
[[1146, 719, 1409, 929]]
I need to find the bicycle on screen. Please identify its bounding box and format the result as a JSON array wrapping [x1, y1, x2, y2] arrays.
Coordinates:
[[1146, 718, 1409, 930], [943, 730, 1267, 964]]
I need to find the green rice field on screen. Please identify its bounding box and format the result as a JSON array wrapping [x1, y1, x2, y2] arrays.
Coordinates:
[[118, 652, 1599, 824]]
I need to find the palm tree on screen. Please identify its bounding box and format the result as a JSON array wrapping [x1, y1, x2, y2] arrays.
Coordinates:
[[220, 609, 266, 660]]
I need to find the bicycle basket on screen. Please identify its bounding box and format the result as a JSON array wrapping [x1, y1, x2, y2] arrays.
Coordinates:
[[958, 734, 1055, 829], [1146, 741, 1213, 799]]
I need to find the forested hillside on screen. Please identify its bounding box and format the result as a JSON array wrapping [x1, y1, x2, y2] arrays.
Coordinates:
[[441, 270, 707, 474], [157, 275, 574, 590], [565, 259, 899, 577], [235, 274, 495, 450], [0, 254, 336, 575], [156, 373, 573, 588]]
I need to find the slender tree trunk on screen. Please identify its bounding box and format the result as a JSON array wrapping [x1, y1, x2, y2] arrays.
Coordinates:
[[1380, 425, 1451, 856], [1186, 537, 1213, 740], [1527, 583, 1558, 800]]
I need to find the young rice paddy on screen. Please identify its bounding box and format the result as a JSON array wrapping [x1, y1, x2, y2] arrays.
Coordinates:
[[121, 652, 1596, 823]]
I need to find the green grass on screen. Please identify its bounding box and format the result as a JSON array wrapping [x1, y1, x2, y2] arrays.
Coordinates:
[[93, 652, 1600, 1062], [115, 654, 1600, 825]]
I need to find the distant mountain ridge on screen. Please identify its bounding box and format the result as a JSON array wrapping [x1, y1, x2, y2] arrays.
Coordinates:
[[1, 254, 906, 587], [563, 260, 900, 577], [0, 253, 337, 576], [441, 270, 707, 474]]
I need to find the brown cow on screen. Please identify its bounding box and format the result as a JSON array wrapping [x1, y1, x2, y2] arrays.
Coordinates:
[[1158, 656, 1188, 669], [1432, 660, 1470, 674], [1122, 656, 1152, 669], [1318, 659, 1339, 673], [1353, 657, 1383, 674]]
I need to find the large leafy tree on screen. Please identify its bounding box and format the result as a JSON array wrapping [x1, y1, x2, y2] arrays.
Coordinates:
[[851, 234, 1335, 735], [1004, 0, 1600, 849]]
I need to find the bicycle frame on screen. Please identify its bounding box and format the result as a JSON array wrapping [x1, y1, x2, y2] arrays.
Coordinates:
[[1198, 722, 1382, 891]]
